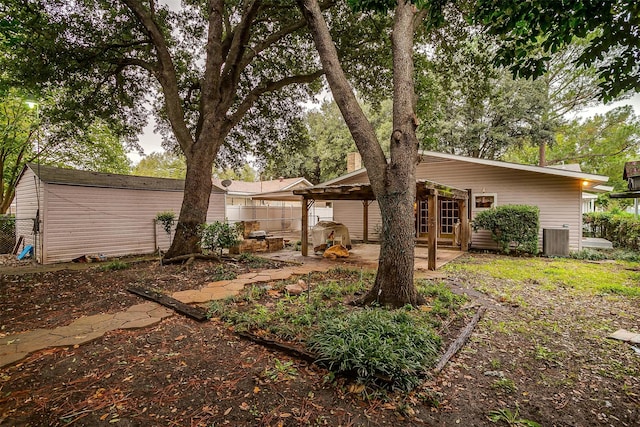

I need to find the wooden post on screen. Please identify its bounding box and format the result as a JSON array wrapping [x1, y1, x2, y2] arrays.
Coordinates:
[[459, 198, 469, 251], [363, 200, 369, 243], [428, 191, 438, 270], [302, 197, 309, 256]]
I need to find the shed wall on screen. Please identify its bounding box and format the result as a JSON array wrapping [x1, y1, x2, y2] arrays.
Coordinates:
[[41, 184, 225, 263], [14, 167, 42, 261], [332, 158, 583, 250]]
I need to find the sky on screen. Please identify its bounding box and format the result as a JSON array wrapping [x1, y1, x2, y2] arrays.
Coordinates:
[[126, 92, 640, 164]]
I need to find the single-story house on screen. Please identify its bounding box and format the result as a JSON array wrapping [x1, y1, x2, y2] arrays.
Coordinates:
[[298, 151, 609, 254], [213, 176, 332, 232], [14, 163, 226, 264]]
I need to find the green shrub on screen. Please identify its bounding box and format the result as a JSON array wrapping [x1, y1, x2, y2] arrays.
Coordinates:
[[472, 205, 540, 254], [306, 308, 441, 391], [583, 211, 640, 250], [155, 211, 176, 235], [200, 221, 240, 256]]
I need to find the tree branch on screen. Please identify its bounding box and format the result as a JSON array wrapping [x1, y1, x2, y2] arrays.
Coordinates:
[[228, 70, 324, 129], [296, 0, 387, 185], [120, 0, 194, 152]]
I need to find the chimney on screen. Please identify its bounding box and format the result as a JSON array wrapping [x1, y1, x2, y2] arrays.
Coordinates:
[[347, 152, 362, 173]]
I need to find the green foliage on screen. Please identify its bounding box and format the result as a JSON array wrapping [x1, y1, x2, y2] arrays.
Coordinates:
[[506, 107, 640, 190], [200, 222, 240, 256], [133, 152, 186, 179], [492, 377, 516, 393], [99, 260, 129, 271], [475, 0, 640, 101], [261, 100, 392, 184], [488, 406, 541, 427], [155, 211, 176, 236], [237, 252, 271, 268], [472, 205, 540, 254], [583, 211, 640, 251], [307, 308, 441, 391], [264, 358, 298, 382]]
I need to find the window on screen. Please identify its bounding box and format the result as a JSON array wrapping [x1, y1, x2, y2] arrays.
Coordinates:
[[474, 193, 497, 210]]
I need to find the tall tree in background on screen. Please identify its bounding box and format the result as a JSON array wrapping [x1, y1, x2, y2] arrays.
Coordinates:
[[505, 107, 640, 190], [3, 0, 388, 260], [418, 17, 603, 161], [132, 152, 187, 179], [0, 89, 130, 213], [261, 100, 392, 183], [475, 0, 640, 102]]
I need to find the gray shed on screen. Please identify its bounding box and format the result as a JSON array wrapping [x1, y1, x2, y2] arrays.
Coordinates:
[[14, 163, 226, 264]]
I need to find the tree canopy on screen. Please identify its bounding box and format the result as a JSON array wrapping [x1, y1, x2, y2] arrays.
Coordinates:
[[475, 0, 640, 102], [0, 88, 131, 214]]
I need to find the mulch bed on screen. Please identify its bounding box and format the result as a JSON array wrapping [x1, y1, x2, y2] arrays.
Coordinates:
[[0, 254, 639, 426]]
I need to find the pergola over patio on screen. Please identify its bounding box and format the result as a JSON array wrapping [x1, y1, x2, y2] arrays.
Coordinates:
[[293, 180, 470, 270]]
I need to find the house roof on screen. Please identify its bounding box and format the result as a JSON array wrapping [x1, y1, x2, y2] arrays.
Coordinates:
[[623, 161, 640, 180], [212, 177, 312, 195], [25, 163, 225, 193], [322, 151, 609, 189]]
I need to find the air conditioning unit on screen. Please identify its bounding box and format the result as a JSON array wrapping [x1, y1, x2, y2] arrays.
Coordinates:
[[543, 228, 569, 257]]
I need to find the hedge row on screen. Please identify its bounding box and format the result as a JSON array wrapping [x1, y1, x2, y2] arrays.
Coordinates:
[[583, 212, 640, 250]]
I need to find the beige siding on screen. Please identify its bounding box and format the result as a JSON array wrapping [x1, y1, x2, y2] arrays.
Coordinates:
[[41, 185, 225, 264], [14, 168, 43, 261], [332, 158, 583, 250], [333, 200, 382, 241], [416, 159, 583, 250]]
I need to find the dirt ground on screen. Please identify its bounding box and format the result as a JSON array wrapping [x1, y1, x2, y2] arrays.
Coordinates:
[[0, 253, 639, 426]]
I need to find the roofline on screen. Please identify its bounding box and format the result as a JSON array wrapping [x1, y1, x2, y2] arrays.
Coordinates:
[[281, 177, 313, 190], [419, 151, 609, 182], [25, 163, 226, 192], [320, 168, 367, 186]]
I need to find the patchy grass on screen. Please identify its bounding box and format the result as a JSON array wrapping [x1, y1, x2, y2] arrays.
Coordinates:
[[445, 256, 640, 297]]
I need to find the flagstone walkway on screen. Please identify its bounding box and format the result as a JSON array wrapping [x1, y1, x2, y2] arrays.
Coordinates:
[[0, 263, 333, 368]]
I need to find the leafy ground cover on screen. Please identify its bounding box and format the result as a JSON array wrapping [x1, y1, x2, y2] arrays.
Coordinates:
[[0, 252, 638, 426]]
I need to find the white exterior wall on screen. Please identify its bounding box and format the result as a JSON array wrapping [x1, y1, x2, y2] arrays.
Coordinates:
[[14, 167, 43, 260], [226, 204, 333, 232], [39, 184, 225, 264], [332, 158, 584, 250]]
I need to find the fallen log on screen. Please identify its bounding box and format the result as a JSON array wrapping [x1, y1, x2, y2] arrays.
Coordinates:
[[432, 305, 487, 375], [127, 286, 208, 321], [161, 253, 219, 265], [237, 331, 318, 364]]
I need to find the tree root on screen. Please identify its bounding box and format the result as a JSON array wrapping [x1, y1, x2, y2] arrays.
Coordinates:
[[161, 253, 219, 265]]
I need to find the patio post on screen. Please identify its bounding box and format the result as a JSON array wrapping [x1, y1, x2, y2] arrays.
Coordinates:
[[428, 190, 438, 270], [302, 197, 309, 256], [362, 200, 370, 243]]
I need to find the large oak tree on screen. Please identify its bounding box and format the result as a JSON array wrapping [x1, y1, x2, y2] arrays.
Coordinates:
[[2, 0, 388, 258]]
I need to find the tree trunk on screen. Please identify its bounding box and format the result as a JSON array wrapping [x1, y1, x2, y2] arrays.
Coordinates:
[[361, 0, 422, 307], [298, 0, 422, 307], [163, 142, 216, 259], [539, 141, 546, 166]]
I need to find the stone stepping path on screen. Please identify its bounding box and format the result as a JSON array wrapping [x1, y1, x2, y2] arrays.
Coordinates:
[[0, 303, 173, 368], [171, 265, 331, 304], [0, 263, 333, 368]]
